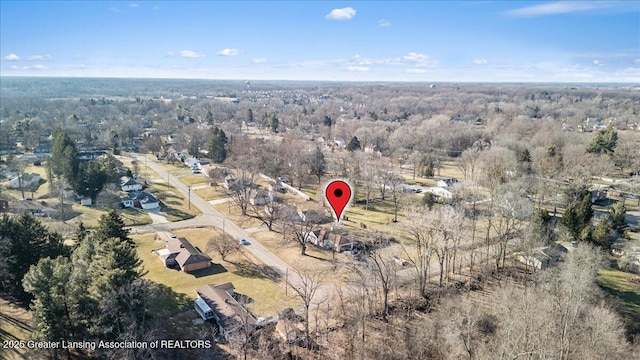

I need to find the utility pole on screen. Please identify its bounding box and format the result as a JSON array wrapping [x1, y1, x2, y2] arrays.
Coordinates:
[[188, 186, 191, 210]]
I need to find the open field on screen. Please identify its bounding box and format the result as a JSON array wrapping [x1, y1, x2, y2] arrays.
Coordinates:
[[597, 269, 640, 333], [134, 229, 300, 316]]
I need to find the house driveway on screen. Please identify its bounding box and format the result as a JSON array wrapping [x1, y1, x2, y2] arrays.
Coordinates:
[[147, 208, 169, 224]]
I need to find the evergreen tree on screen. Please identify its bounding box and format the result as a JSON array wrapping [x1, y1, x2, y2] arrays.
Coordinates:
[[586, 128, 618, 155], [561, 203, 582, 241], [205, 109, 214, 124], [208, 127, 228, 163], [347, 136, 361, 151], [517, 148, 532, 174], [247, 108, 254, 123], [577, 193, 594, 231], [323, 116, 333, 127], [591, 217, 615, 250], [0, 214, 65, 303], [610, 201, 627, 235], [22, 256, 75, 359], [89, 238, 144, 296], [49, 128, 79, 182], [71, 160, 108, 203], [94, 210, 131, 245]]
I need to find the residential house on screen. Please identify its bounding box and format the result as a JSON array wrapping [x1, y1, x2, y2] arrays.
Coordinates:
[[8, 173, 42, 189], [120, 176, 143, 192], [160, 236, 212, 272], [121, 191, 160, 210], [425, 187, 453, 201], [249, 189, 273, 206], [223, 175, 252, 191], [194, 282, 257, 339], [516, 243, 570, 270], [80, 197, 92, 206], [12, 200, 56, 217], [305, 227, 357, 252]]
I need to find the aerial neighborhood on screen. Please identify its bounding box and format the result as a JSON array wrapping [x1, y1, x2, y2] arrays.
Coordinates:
[[3, 0, 640, 358], [2, 78, 639, 359]]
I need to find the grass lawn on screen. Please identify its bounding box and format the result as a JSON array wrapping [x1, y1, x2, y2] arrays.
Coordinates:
[[180, 174, 210, 186], [145, 182, 200, 221], [134, 230, 300, 316], [213, 203, 263, 229], [597, 269, 640, 334], [251, 229, 354, 286], [0, 298, 33, 360], [194, 186, 228, 201]]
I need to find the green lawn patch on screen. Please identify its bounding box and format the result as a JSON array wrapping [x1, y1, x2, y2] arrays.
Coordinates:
[[597, 269, 640, 334]]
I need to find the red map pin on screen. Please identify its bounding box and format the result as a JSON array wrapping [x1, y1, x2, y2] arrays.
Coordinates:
[[325, 180, 352, 222]]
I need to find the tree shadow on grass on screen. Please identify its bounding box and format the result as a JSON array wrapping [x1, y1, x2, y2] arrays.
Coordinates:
[[190, 263, 228, 278], [229, 259, 282, 282]]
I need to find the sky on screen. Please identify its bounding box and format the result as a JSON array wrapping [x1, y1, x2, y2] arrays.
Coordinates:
[[1, 1, 639, 82]]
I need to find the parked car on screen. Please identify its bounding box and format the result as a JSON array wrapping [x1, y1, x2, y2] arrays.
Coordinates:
[[240, 238, 250, 246]]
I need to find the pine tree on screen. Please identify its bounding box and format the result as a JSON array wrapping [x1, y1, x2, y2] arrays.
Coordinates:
[[347, 136, 361, 151], [0, 214, 65, 303], [22, 256, 75, 358], [94, 210, 131, 245], [208, 127, 228, 163], [610, 201, 627, 235]]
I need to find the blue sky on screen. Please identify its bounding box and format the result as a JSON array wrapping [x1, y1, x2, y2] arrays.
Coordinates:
[[1, 1, 639, 82]]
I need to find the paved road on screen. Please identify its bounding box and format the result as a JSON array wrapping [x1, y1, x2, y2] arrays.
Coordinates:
[[129, 156, 319, 302]]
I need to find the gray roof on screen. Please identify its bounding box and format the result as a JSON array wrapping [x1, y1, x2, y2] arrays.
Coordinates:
[[195, 282, 257, 334]]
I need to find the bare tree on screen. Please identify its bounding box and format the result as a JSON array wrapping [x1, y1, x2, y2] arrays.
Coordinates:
[[490, 185, 534, 270], [248, 194, 283, 232], [289, 267, 324, 350], [282, 205, 324, 256], [431, 205, 465, 287], [363, 244, 396, 318], [401, 205, 436, 297], [206, 232, 239, 261]]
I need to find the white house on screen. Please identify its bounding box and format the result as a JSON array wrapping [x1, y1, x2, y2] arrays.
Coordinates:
[[8, 173, 42, 189], [120, 177, 143, 192], [121, 191, 160, 210]]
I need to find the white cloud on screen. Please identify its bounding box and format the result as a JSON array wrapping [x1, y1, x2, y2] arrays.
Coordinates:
[[167, 51, 175, 57], [504, 1, 632, 17], [109, 6, 119, 12], [473, 59, 488, 65], [406, 68, 426, 74], [180, 50, 204, 58], [403, 52, 427, 62], [593, 60, 604, 66], [635, 59, 640, 64], [217, 48, 240, 56], [402, 52, 436, 66], [10, 65, 18, 70], [252, 58, 267, 64], [129, 3, 139, 8], [22, 65, 46, 70], [345, 66, 369, 72], [326, 7, 356, 20], [4, 53, 20, 61], [378, 19, 391, 27], [153, 6, 160, 10], [28, 54, 52, 61]]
